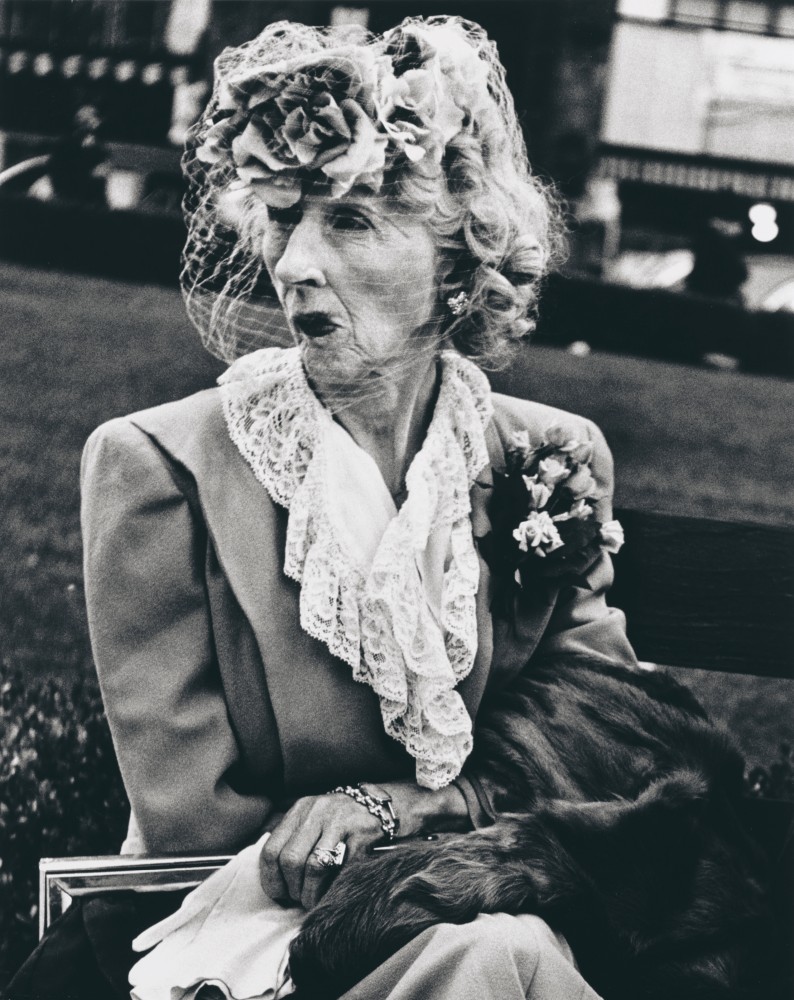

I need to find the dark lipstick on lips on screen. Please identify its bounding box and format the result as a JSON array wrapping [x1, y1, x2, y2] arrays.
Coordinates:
[[292, 312, 337, 338]]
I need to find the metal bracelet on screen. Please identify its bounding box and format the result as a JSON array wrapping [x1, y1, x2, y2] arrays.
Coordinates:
[[330, 783, 399, 841]]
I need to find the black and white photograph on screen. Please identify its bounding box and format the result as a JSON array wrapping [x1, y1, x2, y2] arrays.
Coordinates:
[[1, 1, 792, 997]]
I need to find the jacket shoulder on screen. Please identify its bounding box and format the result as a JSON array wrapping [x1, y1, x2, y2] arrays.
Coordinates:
[[84, 388, 225, 465], [490, 392, 602, 446]]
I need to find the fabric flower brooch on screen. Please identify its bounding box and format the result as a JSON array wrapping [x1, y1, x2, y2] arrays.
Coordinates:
[[476, 424, 624, 621], [195, 22, 487, 208]]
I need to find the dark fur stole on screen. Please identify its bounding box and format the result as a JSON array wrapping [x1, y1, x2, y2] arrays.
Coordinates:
[[288, 658, 774, 999]]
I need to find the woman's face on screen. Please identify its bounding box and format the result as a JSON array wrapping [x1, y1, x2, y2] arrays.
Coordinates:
[[262, 190, 440, 388]]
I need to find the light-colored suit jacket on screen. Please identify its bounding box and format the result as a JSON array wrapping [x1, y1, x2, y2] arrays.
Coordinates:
[[81, 388, 636, 854]]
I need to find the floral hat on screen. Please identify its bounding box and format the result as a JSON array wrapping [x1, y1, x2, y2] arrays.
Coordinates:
[[194, 19, 491, 207], [181, 17, 526, 362]]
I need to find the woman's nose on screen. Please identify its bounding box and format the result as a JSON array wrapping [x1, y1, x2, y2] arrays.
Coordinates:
[[272, 216, 327, 288]]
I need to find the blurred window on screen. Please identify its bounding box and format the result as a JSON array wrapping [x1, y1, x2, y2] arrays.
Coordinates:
[[724, 1, 771, 33], [774, 8, 794, 37], [164, 0, 211, 57], [674, 0, 720, 26], [330, 7, 370, 29], [61, 55, 82, 79], [32, 53, 54, 76], [8, 50, 29, 74], [617, 0, 669, 19], [602, 21, 794, 168], [618, 0, 790, 36], [761, 280, 794, 311]]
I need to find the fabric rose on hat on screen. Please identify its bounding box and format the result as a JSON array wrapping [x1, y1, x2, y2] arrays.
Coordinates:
[[193, 31, 478, 210], [376, 25, 464, 168], [376, 64, 463, 165], [195, 113, 240, 167], [319, 100, 388, 196], [199, 49, 389, 207], [231, 53, 388, 205], [231, 125, 303, 207]]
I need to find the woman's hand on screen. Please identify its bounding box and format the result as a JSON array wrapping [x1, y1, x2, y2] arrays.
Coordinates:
[[260, 781, 468, 910]]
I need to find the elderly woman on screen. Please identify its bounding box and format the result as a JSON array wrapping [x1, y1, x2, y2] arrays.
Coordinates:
[[11, 16, 638, 1000]]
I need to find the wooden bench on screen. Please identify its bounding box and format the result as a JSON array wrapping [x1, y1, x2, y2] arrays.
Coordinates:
[[611, 509, 793, 680], [610, 509, 794, 946], [39, 508, 794, 973]]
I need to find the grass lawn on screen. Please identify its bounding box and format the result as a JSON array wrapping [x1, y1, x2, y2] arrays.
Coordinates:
[[493, 347, 794, 527], [1, 261, 792, 770]]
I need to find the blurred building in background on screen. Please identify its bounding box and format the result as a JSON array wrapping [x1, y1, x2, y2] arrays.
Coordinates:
[[0, 0, 212, 212], [588, 0, 794, 313], [0, 1, 613, 199], [0, 0, 616, 260], [0, 0, 792, 368]]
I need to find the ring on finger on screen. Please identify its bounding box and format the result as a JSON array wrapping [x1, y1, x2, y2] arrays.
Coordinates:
[[311, 841, 347, 869]]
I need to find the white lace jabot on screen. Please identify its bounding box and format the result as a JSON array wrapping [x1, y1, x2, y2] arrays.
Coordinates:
[[218, 347, 493, 788]]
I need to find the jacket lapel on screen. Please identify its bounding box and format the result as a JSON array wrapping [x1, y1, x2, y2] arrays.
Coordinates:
[[134, 391, 410, 792], [463, 409, 559, 704]]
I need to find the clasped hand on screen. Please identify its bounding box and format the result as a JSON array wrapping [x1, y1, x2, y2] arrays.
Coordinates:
[[259, 781, 468, 910]]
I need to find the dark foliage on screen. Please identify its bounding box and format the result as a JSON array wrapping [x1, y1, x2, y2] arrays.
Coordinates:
[[0, 663, 128, 988]]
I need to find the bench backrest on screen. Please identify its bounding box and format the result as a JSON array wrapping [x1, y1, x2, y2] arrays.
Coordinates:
[[612, 508, 794, 679]]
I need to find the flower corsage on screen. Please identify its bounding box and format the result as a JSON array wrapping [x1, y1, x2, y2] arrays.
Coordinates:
[[477, 424, 624, 621]]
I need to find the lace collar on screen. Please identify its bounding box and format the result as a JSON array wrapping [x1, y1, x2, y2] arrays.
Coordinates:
[[218, 347, 493, 788]]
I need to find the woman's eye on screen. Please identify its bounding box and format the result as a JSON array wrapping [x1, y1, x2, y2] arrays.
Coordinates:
[[268, 206, 301, 228], [329, 209, 373, 233]]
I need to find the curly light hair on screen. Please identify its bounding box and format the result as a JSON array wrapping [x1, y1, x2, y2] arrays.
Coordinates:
[[181, 15, 565, 366], [389, 23, 564, 366]]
